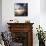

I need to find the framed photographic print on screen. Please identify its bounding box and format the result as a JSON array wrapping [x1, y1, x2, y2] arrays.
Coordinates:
[[14, 3, 28, 16]]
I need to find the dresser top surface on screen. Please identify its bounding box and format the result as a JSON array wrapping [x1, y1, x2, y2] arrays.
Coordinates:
[[7, 23, 34, 25]]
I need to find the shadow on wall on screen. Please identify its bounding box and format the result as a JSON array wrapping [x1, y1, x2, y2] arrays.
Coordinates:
[[40, 0, 46, 13], [0, 0, 2, 32]]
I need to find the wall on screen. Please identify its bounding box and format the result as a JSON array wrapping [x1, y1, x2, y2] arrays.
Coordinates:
[[2, 0, 46, 46], [0, 0, 2, 32], [40, 0, 46, 13], [40, 0, 46, 32]]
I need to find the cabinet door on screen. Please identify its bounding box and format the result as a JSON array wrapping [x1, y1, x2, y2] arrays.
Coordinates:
[[11, 32, 33, 46], [11, 32, 28, 46]]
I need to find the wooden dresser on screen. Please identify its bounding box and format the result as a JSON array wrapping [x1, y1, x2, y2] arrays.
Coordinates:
[[7, 23, 34, 46]]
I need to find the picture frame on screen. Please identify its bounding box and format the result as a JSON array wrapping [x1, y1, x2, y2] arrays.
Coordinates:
[[14, 3, 28, 16]]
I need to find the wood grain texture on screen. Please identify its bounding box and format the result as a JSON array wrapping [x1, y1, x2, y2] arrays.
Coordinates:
[[7, 23, 34, 46]]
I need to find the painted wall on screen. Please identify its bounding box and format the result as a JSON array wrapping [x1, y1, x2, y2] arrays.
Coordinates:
[[40, 0, 46, 13], [2, 0, 46, 46], [0, 0, 2, 32]]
